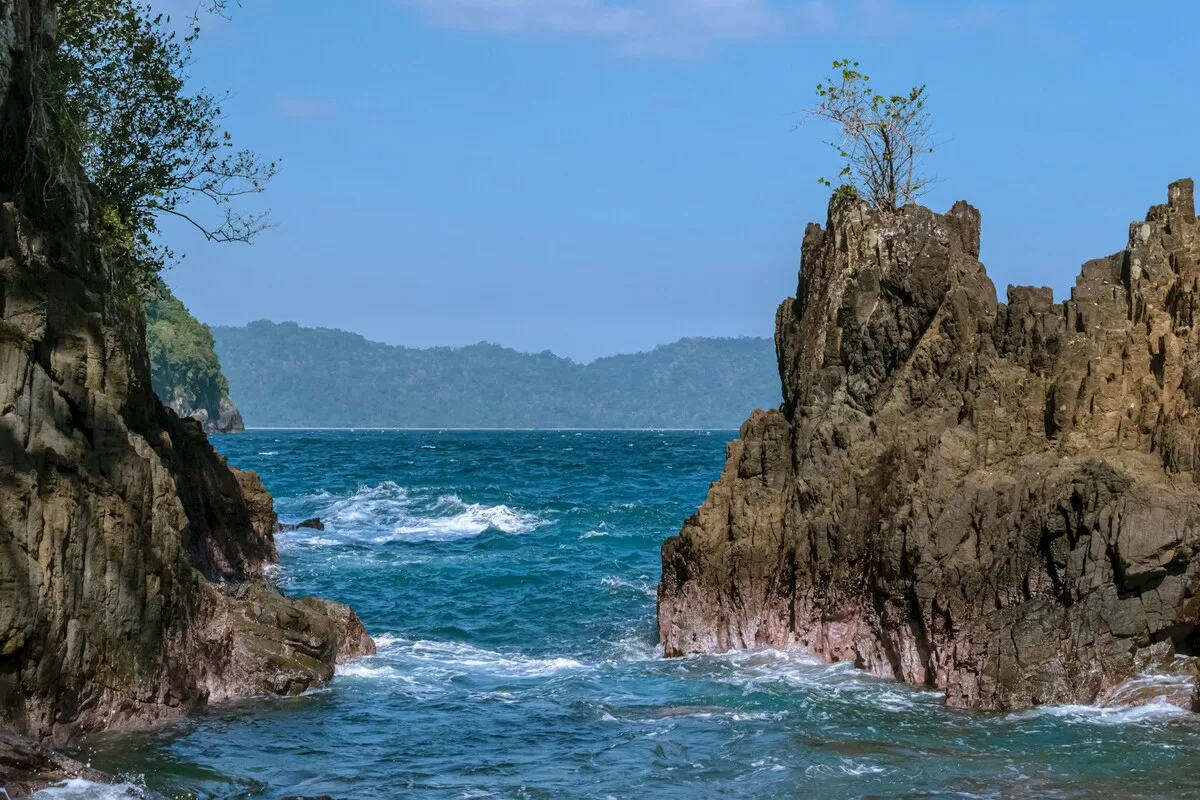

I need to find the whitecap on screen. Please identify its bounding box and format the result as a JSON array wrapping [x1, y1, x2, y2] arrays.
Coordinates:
[[383, 502, 546, 539], [374, 635, 585, 678], [293, 483, 548, 541], [336, 662, 402, 679], [580, 530, 609, 539], [33, 779, 146, 799], [1018, 696, 1190, 725], [601, 575, 657, 599], [257, 451, 279, 456]]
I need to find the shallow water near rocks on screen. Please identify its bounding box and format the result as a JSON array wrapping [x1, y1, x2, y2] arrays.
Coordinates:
[[68, 430, 1200, 799]]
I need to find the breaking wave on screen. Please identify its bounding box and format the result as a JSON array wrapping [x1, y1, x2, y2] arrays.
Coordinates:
[[374, 635, 584, 678], [277, 482, 548, 544], [33, 779, 147, 799]]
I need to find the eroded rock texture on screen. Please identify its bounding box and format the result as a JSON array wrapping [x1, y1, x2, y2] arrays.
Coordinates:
[[659, 181, 1200, 710], [0, 0, 372, 747]]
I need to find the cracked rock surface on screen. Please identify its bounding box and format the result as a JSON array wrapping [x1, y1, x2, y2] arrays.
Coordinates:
[[0, 0, 373, 749], [659, 181, 1200, 710]]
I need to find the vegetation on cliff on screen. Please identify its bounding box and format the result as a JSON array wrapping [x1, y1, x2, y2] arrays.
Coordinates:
[[50, 0, 275, 292], [144, 281, 243, 431], [212, 321, 780, 428]]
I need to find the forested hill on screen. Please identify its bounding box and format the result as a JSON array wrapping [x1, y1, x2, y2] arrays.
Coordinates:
[[211, 321, 780, 428]]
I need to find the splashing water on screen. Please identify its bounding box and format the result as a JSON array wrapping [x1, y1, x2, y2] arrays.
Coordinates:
[[68, 431, 1200, 799]]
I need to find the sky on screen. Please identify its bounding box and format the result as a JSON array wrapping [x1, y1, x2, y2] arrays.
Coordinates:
[[157, 0, 1200, 362]]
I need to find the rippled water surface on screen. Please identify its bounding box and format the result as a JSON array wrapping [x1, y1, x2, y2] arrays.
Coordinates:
[[69, 430, 1200, 799]]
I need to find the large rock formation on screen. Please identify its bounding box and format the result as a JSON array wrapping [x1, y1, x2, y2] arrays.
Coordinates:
[[659, 180, 1200, 710], [0, 0, 372, 754]]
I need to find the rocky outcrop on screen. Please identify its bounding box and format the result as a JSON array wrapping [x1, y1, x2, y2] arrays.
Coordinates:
[[0, 0, 372, 752], [659, 180, 1200, 711], [278, 517, 325, 532], [164, 392, 245, 434]]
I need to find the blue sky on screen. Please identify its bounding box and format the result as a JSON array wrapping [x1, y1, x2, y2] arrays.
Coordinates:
[[159, 0, 1199, 361]]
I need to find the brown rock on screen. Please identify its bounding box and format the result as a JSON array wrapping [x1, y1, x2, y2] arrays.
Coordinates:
[[0, 0, 373, 754], [659, 180, 1200, 710]]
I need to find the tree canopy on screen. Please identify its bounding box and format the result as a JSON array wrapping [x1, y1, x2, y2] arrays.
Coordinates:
[[51, 0, 274, 292]]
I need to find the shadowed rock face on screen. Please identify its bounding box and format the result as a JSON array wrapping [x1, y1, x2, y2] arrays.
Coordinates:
[[659, 180, 1200, 711], [0, 0, 372, 747]]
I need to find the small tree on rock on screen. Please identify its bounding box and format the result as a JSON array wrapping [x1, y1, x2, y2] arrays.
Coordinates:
[[806, 59, 935, 212]]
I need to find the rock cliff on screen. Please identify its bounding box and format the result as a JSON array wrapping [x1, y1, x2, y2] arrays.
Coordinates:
[[659, 180, 1200, 710], [0, 0, 372, 753]]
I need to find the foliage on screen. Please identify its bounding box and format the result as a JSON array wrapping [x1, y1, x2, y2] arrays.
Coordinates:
[[50, 0, 274, 292], [144, 281, 231, 418], [211, 322, 782, 429], [806, 59, 935, 211]]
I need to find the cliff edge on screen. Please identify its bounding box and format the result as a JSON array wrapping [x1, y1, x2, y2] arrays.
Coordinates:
[[0, 0, 372, 749], [659, 180, 1200, 710]]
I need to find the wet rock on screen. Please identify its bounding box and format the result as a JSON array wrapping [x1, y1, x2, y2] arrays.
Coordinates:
[[659, 181, 1200, 711], [278, 518, 326, 532], [0, 728, 168, 798]]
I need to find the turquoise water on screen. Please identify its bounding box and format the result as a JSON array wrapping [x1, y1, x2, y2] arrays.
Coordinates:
[[73, 430, 1200, 799]]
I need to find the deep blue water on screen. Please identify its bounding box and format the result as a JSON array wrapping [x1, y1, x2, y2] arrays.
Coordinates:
[[68, 430, 1200, 799]]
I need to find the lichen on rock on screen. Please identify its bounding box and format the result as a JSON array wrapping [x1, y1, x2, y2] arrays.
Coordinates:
[[659, 179, 1200, 711]]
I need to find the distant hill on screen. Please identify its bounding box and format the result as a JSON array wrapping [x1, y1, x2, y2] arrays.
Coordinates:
[[211, 321, 780, 428]]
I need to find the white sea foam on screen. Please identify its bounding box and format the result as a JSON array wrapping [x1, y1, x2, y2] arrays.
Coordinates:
[[257, 450, 279, 456], [580, 529, 609, 539], [33, 779, 146, 799], [601, 575, 657, 599], [404, 639, 583, 677], [1019, 695, 1190, 725], [686, 648, 940, 715], [279, 482, 548, 544], [336, 662, 402, 679], [358, 634, 585, 679]]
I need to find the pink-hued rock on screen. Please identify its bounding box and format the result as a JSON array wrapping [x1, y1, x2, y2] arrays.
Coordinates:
[[659, 181, 1200, 711]]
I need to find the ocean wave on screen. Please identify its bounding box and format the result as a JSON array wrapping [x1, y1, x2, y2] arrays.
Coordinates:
[[1018, 696, 1191, 725], [601, 575, 657, 599], [336, 662, 402, 680], [372, 635, 585, 678], [278, 483, 548, 543], [673, 648, 942, 715], [33, 779, 147, 799]]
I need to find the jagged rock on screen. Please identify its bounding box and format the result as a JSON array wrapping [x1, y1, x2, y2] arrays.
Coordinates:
[[0, 0, 373, 752], [659, 180, 1200, 710], [164, 393, 243, 434], [278, 517, 325, 532], [164, 392, 245, 434]]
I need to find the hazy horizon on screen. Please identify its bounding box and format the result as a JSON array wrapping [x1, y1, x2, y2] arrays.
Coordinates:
[[157, 0, 1198, 361], [214, 318, 772, 365]]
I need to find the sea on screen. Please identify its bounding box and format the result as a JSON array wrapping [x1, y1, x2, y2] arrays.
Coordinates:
[[45, 430, 1200, 799]]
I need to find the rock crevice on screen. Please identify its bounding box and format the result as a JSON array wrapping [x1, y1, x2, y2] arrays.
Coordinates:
[[0, 0, 372, 748], [659, 180, 1200, 710]]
